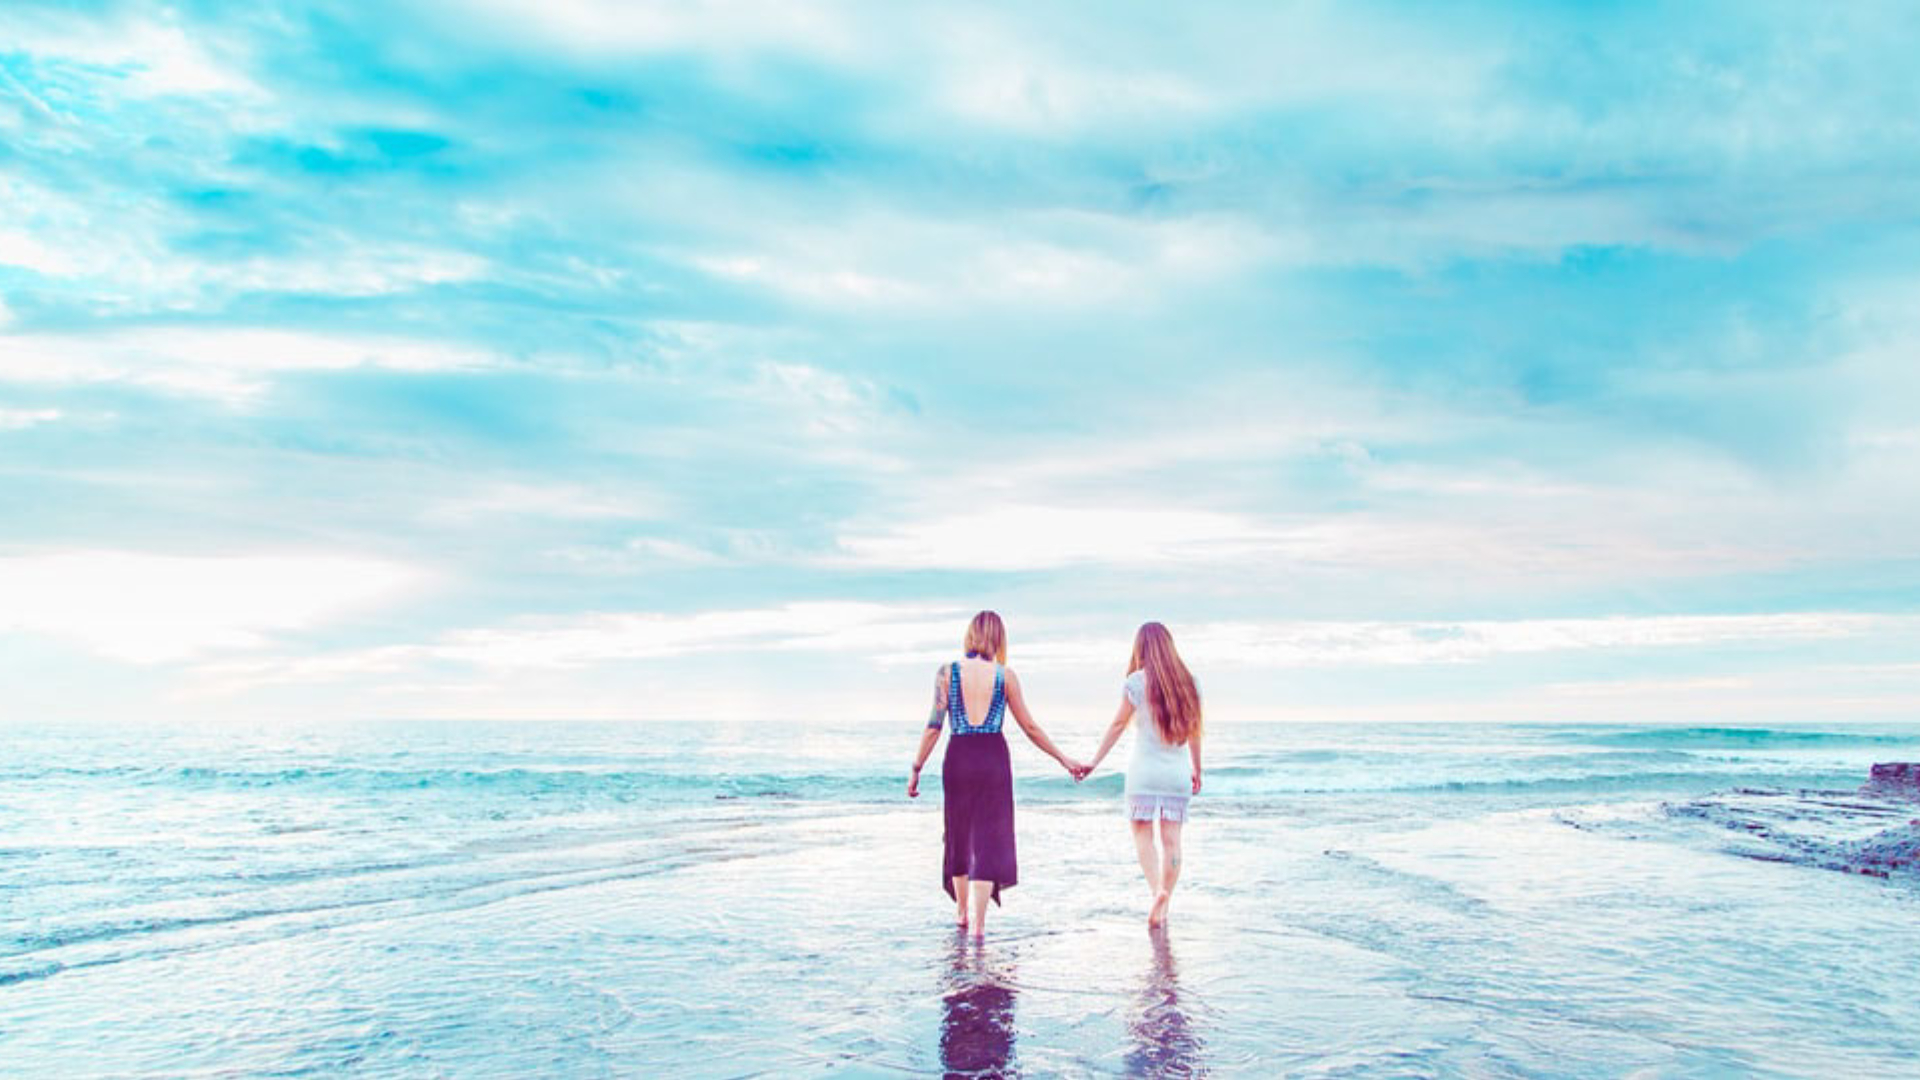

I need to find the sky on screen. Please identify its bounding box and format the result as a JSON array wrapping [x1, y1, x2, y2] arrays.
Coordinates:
[[2, 0, 1919, 727]]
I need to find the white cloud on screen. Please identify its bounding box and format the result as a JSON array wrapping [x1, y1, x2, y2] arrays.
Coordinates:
[[197, 601, 970, 690], [211, 251, 490, 299], [835, 504, 1279, 571], [870, 613, 1914, 671], [1152, 613, 1904, 668], [620, 538, 730, 565], [1504, 661, 1920, 726], [0, 551, 428, 662], [1544, 675, 1755, 698], [752, 361, 862, 409], [0, 328, 498, 406], [182, 604, 1920, 722], [1850, 428, 1920, 454], [931, 44, 1215, 135], [123, 24, 258, 97], [694, 252, 924, 307], [689, 211, 1282, 313], [0, 12, 261, 99], [745, 361, 902, 440], [541, 537, 735, 571], [912, 7, 1491, 135], [828, 496, 1773, 582], [437, 0, 862, 59], [0, 230, 77, 275], [422, 481, 658, 523], [0, 408, 62, 431], [426, 601, 960, 666], [0, 171, 485, 300]]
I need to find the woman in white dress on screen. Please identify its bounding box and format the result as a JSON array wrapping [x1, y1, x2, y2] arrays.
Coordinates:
[[1082, 622, 1203, 927]]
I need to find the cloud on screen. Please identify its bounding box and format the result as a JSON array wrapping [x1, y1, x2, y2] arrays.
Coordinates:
[[0, 9, 262, 99], [173, 604, 1920, 725], [2, 2, 1918, 724], [0, 551, 429, 662], [0, 229, 77, 276], [965, 613, 1917, 670], [1182, 613, 1905, 667], [0, 327, 499, 406], [825, 488, 1811, 590], [833, 505, 1278, 572], [196, 601, 970, 690], [420, 481, 659, 523], [0, 407, 62, 430], [431, 0, 865, 59]]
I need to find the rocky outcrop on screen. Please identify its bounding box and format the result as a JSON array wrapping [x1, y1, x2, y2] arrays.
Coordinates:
[[1634, 776, 1920, 883], [1557, 766, 1920, 884], [1841, 821, 1920, 877], [1865, 762, 1920, 795]]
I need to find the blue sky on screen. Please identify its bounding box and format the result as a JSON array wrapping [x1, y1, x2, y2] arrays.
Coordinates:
[[3, 1, 1918, 726]]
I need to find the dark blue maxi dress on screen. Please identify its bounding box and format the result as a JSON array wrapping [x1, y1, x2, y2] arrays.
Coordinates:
[[941, 661, 1017, 905]]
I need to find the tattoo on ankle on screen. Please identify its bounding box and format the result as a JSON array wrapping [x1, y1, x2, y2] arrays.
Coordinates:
[[1170, 856, 1181, 867]]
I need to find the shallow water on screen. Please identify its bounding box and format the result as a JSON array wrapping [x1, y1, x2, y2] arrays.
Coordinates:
[[4, 720, 1919, 1076]]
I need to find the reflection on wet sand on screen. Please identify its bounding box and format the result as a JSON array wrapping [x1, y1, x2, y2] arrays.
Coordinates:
[[939, 935, 1018, 1078], [1125, 927, 1206, 1077]]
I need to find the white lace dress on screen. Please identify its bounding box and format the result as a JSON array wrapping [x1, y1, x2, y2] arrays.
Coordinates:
[[1123, 669, 1193, 821]]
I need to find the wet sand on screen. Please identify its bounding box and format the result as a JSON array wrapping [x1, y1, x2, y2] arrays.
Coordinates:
[[8, 722, 1920, 1076]]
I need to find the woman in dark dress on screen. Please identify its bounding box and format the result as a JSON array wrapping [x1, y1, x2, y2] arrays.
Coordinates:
[[908, 611, 1084, 937]]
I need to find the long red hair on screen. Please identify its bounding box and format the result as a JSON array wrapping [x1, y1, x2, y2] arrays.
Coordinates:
[[1128, 621, 1200, 744]]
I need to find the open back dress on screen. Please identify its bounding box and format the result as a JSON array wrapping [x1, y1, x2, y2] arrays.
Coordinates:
[[941, 661, 1017, 905]]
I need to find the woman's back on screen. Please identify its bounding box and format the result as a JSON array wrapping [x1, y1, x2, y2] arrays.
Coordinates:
[[907, 608, 1083, 936], [1125, 669, 1191, 796], [948, 658, 1005, 733]]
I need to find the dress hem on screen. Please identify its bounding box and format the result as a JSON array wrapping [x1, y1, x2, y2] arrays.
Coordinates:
[[1127, 793, 1190, 822]]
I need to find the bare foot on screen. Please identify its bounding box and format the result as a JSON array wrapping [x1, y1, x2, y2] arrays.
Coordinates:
[[1147, 889, 1171, 927]]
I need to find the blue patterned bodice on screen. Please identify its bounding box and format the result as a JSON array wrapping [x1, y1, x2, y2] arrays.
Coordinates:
[[947, 661, 1006, 735]]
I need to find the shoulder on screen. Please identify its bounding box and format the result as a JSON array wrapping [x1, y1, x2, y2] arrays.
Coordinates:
[[1126, 668, 1147, 690], [935, 663, 952, 686]]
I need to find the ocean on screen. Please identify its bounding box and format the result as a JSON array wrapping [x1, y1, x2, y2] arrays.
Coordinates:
[[4, 719, 1919, 1077]]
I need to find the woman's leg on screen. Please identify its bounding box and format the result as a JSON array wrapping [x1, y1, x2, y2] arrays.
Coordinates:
[[1150, 819, 1185, 926], [969, 880, 994, 936], [952, 875, 970, 926], [1131, 818, 1161, 899]]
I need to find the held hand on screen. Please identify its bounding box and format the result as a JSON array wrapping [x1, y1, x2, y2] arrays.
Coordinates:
[[1191, 770, 1202, 795], [1071, 762, 1093, 782], [908, 767, 921, 798]]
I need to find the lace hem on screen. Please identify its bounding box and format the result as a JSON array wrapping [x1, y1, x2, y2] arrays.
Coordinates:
[[1127, 794, 1190, 822]]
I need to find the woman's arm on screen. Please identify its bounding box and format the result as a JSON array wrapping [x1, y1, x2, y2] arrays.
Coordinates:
[[1189, 731, 1203, 794], [908, 666, 949, 797], [1084, 695, 1134, 774], [1003, 669, 1081, 774]]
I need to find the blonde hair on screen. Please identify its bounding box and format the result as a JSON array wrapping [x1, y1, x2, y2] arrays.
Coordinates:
[[1128, 621, 1201, 744], [963, 610, 1008, 664]]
